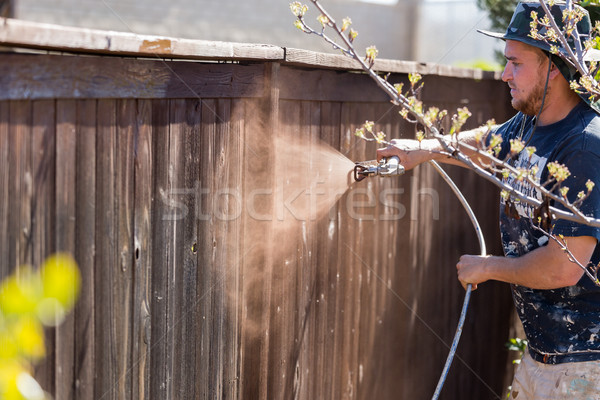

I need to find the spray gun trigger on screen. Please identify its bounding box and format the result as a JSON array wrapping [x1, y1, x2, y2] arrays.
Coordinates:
[[353, 156, 404, 182], [378, 156, 404, 177]]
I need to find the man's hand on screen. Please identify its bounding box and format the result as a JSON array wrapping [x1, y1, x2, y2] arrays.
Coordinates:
[[376, 139, 435, 171], [456, 255, 490, 290]]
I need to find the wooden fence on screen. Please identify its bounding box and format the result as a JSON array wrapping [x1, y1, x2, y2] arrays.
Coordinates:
[[0, 19, 516, 400]]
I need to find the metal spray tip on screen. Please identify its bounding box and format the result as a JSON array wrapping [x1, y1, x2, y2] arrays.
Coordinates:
[[353, 156, 405, 182]]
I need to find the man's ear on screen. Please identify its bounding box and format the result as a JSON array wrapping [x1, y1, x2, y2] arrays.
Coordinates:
[[549, 62, 562, 80]]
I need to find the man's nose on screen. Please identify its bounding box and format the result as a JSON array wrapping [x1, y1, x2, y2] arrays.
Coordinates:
[[501, 64, 511, 82]]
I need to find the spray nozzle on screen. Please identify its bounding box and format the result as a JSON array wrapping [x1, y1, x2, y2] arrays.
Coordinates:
[[353, 156, 405, 182]]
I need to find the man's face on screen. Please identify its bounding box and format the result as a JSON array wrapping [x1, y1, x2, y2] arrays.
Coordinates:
[[501, 40, 549, 115]]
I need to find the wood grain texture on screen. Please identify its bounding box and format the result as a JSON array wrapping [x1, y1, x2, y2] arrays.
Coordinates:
[[8, 101, 31, 269], [0, 101, 8, 278], [94, 99, 118, 400], [148, 99, 171, 400], [74, 99, 96, 400], [30, 99, 57, 399], [238, 65, 278, 400], [0, 54, 265, 100], [31, 100, 56, 280], [114, 99, 136, 398], [223, 97, 244, 400], [132, 98, 152, 400], [55, 99, 77, 400], [169, 98, 199, 398]]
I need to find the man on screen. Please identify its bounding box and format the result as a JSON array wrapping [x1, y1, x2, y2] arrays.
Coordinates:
[[377, 2, 600, 399]]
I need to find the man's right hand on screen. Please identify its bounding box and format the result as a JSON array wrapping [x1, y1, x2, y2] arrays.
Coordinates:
[[376, 138, 435, 171]]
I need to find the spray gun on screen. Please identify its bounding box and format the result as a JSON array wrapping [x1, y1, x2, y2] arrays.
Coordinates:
[[353, 156, 405, 182]]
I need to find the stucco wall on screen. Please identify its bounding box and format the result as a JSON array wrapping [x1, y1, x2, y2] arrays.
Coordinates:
[[13, 0, 499, 65]]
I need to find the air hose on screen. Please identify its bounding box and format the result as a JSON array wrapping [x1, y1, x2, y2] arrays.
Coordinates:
[[429, 160, 486, 400], [354, 157, 487, 398]]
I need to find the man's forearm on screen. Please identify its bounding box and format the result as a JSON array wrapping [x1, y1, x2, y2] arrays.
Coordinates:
[[422, 126, 491, 168], [377, 125, 495, 171], [457, 235, 596, 290]]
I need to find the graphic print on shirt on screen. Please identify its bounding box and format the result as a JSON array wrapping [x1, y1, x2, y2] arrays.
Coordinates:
[[500, 150, 549, 257]]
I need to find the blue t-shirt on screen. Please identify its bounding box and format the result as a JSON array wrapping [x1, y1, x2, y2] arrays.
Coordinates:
[[495, 102, 600, 364]]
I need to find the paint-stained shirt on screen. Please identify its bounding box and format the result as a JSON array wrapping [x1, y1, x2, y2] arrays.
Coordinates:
[[494, 102, 600, 364]]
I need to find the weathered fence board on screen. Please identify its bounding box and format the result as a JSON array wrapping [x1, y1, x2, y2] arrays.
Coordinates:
[[0, 101, 8, 281], [94, 99, 118, 400], [74, 99, 96, 400], [9, 101, 31, 271], [55, 99, 77, 400], [0, 49, 516, 400], [148, 98, 171, 400], [0, 54, 266, 101], [31, 99, 57, 396]]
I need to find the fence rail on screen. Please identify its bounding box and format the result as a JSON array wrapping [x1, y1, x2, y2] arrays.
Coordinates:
[[1, 19, 515, 400]]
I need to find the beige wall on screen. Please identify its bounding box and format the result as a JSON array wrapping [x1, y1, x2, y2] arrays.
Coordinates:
[[13, 0, 498, 65]]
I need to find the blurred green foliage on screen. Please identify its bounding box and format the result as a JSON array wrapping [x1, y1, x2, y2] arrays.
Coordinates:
[[505, 337, 528, 364], [0, 253, 80, 400], [477, 0, 600, 64], [454, 58, 504, 71]]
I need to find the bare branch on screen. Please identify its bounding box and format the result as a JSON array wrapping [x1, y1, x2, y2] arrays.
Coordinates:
[[532, 224, 600, 286]]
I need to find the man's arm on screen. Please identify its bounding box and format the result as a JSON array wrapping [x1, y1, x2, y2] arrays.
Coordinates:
[[376, 126, 492, 170], [456, 235, 597, 290]]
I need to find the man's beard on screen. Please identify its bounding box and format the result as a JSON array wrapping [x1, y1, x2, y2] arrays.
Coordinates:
[[512, 77, 546, 116]]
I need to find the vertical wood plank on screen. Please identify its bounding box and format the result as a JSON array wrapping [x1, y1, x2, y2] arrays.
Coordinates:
[[239, 64, 278, 400], [31, 100, 56, 276], [313, 101, 341, 400], [376, 103, 414, 399], [148, 99, 171, 400], [115, 98, 136, 399], [55, 99, 77, 400], [170, 98, 200, 398], [328, 102, 349, 400], [294, 100, 322, 400], [337, 101, 369, 400], [197, 97, 232, 399], [223, 97, 244, 400], [190, 97, 209, 398], [258, 64, 279, 400], [9, 101, 59, 400], [161, 98, 187, 399], [132, 99, 153, 400], [307, 100, 323, 397], [74, 99, 96, 400], [94, 99, 118, 400], [30, 99, 57, 399], [354, 103, 380, 400], [94, 98, 135, 399], [210, 98, 232, 398], [266, 99, 299, 400], [8, 101, 32, 270], [0, 101, 10, 278], [197, 98, 239, 398]]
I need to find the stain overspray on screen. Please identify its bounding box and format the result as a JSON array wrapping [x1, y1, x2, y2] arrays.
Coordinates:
[[229, 102, 359, 395]]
